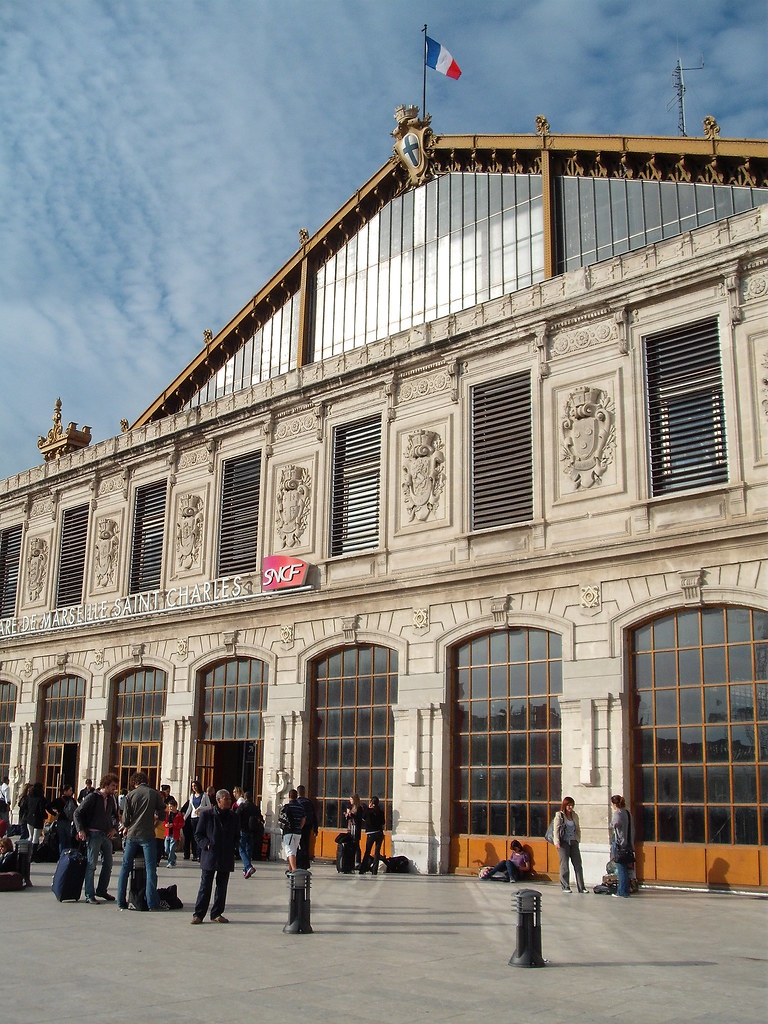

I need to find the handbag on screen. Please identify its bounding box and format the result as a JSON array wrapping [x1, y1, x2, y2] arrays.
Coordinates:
[[613, 810, 635, 866], [545, 822, 554, 844]]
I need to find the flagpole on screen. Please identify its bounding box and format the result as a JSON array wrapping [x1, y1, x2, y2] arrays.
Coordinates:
[[422, 24, 427, 118]]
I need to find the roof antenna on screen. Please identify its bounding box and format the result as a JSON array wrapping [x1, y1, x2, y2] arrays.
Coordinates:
[[667, 54, 704, 137]]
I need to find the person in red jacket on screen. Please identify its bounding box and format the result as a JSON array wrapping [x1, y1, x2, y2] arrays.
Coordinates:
[[164, 798, 185, 868]]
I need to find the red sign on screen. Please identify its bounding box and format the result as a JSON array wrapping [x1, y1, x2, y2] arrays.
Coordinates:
[[262, 555, 310, 592]]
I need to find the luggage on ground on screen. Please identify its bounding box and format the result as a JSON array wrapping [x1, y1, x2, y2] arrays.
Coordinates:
[[0, 871, 24, 891], [335, 832, 355, 874], [129, 850, 147, 911], [52, 845, 86, 901], [385, 855, 410, 873]]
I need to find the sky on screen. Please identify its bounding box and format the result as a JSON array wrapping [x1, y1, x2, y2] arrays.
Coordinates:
[[1, 0, 766, 481]]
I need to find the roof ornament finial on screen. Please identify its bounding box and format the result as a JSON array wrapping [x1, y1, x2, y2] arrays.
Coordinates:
[[203, 328, 213, 346], [299, 227, 309, 246], [535, 115, 550, 136], [702, 115, 720, 141], [392, 105, 434, 186], [37, 397, 92, 463]]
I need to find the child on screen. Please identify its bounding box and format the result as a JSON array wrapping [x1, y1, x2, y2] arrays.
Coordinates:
[[164, 798, 185, 868]]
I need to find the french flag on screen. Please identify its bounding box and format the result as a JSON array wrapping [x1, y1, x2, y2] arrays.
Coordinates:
[[425, 36, 462, 80]]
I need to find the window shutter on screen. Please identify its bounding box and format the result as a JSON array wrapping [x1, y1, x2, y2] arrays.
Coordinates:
[[645, 318, 727, 496], [330, 417, 381, 556], [471, 372, 533, 530], [56, 504, 89, 607], [0, 524, 22, 619], [129, 481, 167, 593], [218, 451, 262, 575]]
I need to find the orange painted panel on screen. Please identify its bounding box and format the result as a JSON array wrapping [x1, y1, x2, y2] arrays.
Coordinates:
[[759, 847, 768, 887], [654, 843, 706, 882], [705, 846, 759, 887]]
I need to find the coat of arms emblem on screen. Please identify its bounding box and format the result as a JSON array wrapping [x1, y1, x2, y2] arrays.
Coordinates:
[[560, 387, 616, 489], [392, 105, 434, 186], [402, 429, 446, 522]]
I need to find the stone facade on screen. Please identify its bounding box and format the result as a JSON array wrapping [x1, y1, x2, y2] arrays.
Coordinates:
[[1, 206, 767, 883]]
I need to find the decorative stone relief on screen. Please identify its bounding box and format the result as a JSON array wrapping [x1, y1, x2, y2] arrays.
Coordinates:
[[275, 465, 311, 549], [26, 537, 48, 600], [742, 268, 768, 302], [412, 608, 429, 631], [280, 624, 294, 646], [398, 363, 457, 404], [401, 429, 446, 523], [580, 584, 601, 611], [29, 495, 55, 519], [550, 315, 619, 358], [223, 630, 238, 653], [176, 638, 188, 659], [22, 658, 34, 678], [94, 517, 119, 588], [97, 471, 128, 499], [175, 493, 204, 570], [491, 596, 509, 624], [679, 569, 703, 605], [560, 387, 616, 489], [274, 411, 317, 442], [341, 616, 358, 644], [177, 440, 215, 473], [761, 351, 768, 423]]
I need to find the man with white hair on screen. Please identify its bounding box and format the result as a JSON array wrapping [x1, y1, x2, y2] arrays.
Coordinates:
[[191, 788, 239, 924]]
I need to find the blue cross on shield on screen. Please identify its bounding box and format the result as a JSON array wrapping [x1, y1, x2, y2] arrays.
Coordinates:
[[401, 132, 421, 168]]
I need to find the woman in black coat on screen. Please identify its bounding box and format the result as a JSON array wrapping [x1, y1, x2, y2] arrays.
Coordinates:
[[25, 782, 52, 855]]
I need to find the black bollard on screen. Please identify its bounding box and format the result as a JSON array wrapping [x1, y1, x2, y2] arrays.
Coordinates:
[[509, 888, 545, 967], [283, 868, 313, 933]]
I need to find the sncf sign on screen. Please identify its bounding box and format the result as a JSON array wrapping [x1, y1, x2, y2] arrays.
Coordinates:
[[262, 555, 310, 592]]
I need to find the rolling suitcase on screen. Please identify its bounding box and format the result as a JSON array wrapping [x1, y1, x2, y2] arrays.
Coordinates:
[[52, 845, 86, 901], [129, 850, 147, 911], [335, 832, 355, 874]]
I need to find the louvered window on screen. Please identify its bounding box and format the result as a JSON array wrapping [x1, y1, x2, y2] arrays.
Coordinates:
[[330, 417, 381, 556], [471, 372, 533, 530], [129, 481, 167, 593], [56, 504, 89, 607], [645, 318, 727, 497], [0, 525, 22, 619], [218, 451, 261, 575]]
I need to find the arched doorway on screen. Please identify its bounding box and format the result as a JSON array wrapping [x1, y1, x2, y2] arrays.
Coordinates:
[[39, 675, 85, 800], [110, 667, 167, 792], [449, 627, 562, 872], [309, 644, 397, 859], [630, 606, 768, 887], [195, 657, 268, 797]]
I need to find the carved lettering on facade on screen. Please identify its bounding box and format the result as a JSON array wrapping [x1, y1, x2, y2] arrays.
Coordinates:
[[401, 430, 446, 523], [176, 494, 204, 570], [26, 538, 48, 601], [561, 387, 616, 489], [275, 465, 312, 548], [94, 518, 119, 589]]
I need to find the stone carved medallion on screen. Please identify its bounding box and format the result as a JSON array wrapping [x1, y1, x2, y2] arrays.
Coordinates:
[[275, 465, 311, 549], [26, 538, 48, 600], [94, 518, 119, 588], [402, 429, 446, 523], [560, 387, 616, 489], [175, 494, 204, 570]]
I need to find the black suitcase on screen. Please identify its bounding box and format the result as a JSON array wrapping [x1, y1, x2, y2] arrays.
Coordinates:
[[335, 833, 355, 874], [129, 851, 147, 911], [52, 845, 86, 901]]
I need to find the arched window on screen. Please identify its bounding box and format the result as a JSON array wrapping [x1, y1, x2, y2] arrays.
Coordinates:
[[631, 606, 768, 847], [40, 675, 85, 799], [310, 645, 398, 829], [111, 668, 167, 792], [0, 681, 17, 778], [451, 628, 562, 840], [196, 658, 268, 795]]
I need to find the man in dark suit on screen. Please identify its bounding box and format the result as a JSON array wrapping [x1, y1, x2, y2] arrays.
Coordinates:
[[191, 789, 239, 924]]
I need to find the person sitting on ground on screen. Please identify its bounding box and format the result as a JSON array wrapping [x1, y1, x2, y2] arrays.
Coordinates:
[[481, 839, 531, 882], [0, 835, 17, 871]]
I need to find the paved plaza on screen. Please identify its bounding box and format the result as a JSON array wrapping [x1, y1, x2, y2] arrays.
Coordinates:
[[1, 857, 766, 1023]]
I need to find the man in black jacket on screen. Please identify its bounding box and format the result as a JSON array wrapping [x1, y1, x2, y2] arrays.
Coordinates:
[[359, 796, 385, 875], [191, 789, 239, 924], [74, 773, 119, 903]]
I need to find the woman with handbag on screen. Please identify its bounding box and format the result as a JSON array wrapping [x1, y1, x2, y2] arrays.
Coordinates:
[[552, 796, 587, 893], [610, 795, 633, 898]]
